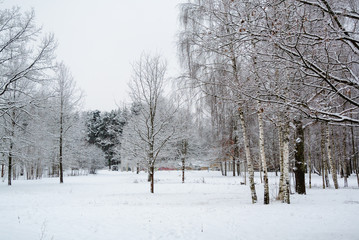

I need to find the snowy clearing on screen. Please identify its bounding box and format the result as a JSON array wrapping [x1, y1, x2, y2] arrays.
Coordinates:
[[1, 170, 358, 240]]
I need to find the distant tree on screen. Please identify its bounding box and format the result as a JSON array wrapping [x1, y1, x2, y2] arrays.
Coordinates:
[[65, 112, 105, 174], [98, 111, 123, 169], [86, 110, 102, 145], [52, 63, 81, 183], [86, 109, 127, 170]]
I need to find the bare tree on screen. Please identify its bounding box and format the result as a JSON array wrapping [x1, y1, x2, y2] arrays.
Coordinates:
[[129, 53, 176, 193], [0, 7, 56, 184], [52, 63, 81, 183], [0, 8, 56, 97]]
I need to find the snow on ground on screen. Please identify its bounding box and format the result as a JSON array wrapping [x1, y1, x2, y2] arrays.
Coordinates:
[[1, 170, 358, 240]]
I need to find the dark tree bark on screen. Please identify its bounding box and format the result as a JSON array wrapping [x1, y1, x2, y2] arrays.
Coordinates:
[[150, 165, 154, 194], [294, 119, 306, 194], [8, 148, 12, 186], [232, 158, 236, 177], [236, 160, 240, 176], [59, 106, 64, 184], [224, 160, 227, 176], [181, 139, 187, 183], [342, 128, 349, 187]]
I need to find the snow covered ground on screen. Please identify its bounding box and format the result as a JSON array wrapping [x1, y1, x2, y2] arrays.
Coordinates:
[[1, 170, 358, 240]]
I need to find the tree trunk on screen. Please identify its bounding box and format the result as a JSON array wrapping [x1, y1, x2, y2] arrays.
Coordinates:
[[37, 163, 42, 179], [278, 126, 284, 200], [257, 103, 269, 204], [182, 157, 185, 183], [273, 128, 278, 177], [181, 139, 187, 184], [308, 146, 312, 189], [321, 123, 329, 188], [350, 121, 358, 187], [244, 160, 247, 185], [136, 162, 140, 174], [13, 166, 17, 180], [59, 127, 64, 183], [342, 127, 348, 187], [224, 160, 227, 176], [282, 121, 290, 204], [148, 167, 151, 182], [326, 123, 338, 189], [232, 158, 236, 177], [259, 161, 263, 184], [8, 109, 16, 186], [294, 119, 306, 194], [220, 161, 224, 176], [321, 158, 325, 189], [59, 101, 64, 184], [1, 164, 4, 178], [239, 108, 257, 204], [8, 149, 12, 186], [150, 165, 154, 194]]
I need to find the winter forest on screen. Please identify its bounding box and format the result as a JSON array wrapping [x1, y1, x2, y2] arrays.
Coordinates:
[[1, 1, 359, 240]]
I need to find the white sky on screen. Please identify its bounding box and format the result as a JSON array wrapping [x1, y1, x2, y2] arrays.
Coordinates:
[[2, 0, 185, 111]]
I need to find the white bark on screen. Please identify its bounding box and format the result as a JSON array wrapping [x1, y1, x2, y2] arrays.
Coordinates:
[[282, 121, 290, 204], [321, 123, 330, 188], [278, 126, 284, 200], [257, 102, 269, 204], [239, 108, 257, 204], [326, 124, 339, 189]]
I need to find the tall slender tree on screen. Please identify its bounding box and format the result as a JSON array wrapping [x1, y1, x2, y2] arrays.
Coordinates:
[[53, 63, 81, 183], [129, 53, 176, 193]]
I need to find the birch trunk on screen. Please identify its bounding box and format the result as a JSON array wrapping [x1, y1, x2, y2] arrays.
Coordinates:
[[8, 108, 16, 186], [257, 102, 269, 204], [321, 123, 329, 188], [244, 160, 247, 185], [149, 146, 155, 193], [220, 162, 224, 176], [239, 108, 257, 203], [350, 123, 359, 187], [278, 126, 284, 200], [282, 121, 290, 204], [326, 124, 338, 189]]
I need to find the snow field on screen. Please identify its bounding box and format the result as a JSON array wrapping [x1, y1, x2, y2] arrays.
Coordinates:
[[0, 170, 358, 240]]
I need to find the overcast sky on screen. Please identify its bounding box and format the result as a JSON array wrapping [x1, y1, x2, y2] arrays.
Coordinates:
[[2, 0, 184, 111]]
